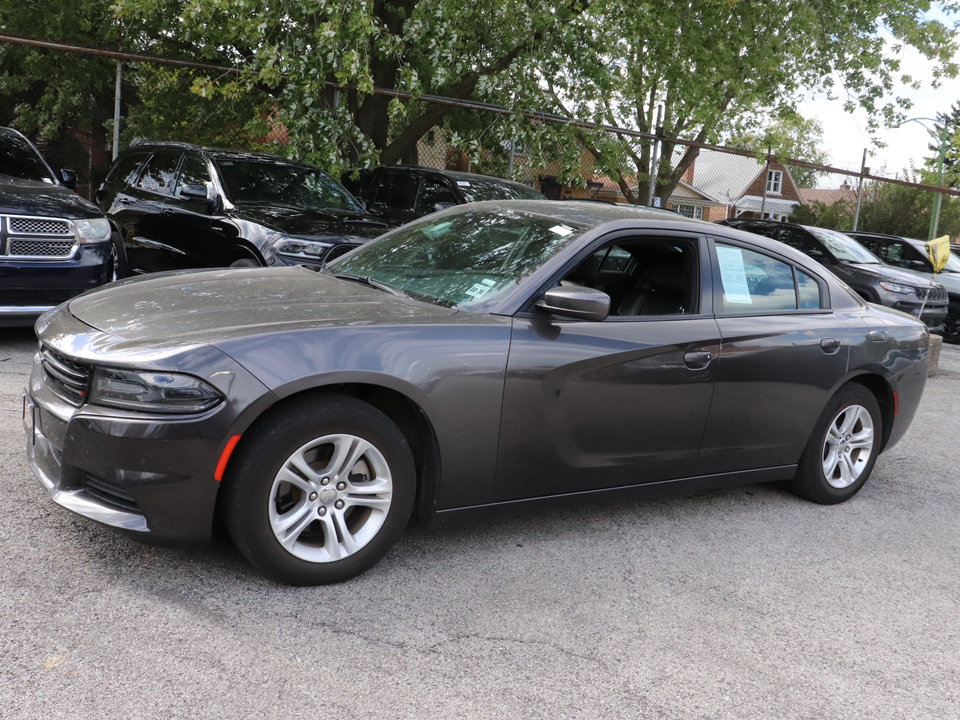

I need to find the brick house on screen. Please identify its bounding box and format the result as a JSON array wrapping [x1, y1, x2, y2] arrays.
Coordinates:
[[665, 150, 803, 222]]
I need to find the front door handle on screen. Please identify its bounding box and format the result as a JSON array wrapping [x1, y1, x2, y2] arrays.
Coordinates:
[[163, 208, 175, 216], [820, 337, 842, 354], [683, 351, 712, 370]]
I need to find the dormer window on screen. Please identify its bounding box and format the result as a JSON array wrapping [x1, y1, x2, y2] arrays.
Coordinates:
[[766, 170, 783, 195]]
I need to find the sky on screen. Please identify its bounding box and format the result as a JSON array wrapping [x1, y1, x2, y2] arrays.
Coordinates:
[[804, 9, 959, 187]]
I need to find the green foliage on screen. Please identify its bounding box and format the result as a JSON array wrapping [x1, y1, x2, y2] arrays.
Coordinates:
[[857, 168, 960, 239], [789, 199, 854, 231], [727, 113, 830, 188]]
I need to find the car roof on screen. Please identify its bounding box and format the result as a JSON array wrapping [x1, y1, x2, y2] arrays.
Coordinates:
[[471, 199, 719, 228]]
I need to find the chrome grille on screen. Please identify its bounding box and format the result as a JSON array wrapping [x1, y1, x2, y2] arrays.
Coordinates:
[[40, 346, 89, 406], [8, 217, 71, 235], [9, 240, 75, 257]]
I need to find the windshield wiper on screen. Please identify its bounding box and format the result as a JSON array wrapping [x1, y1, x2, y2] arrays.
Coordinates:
[[333, 273, 407, 297]]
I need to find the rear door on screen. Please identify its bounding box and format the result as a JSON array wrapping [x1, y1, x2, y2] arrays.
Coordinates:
[[122, 151, 183, 273], [493, 231, 720, 502], [160, 153, 221, 269], [695, 236, 853, 475]]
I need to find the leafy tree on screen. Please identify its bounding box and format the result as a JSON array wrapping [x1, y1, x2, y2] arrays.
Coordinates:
[[727, 112, 829, 189], [546, 0, 959, 204], [856, 167, 960, 239], [789, 199, 854, 230], [929, 101, 960, 189]]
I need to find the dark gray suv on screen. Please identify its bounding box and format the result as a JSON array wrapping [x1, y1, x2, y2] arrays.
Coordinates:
[[719, 219, 948, 331]]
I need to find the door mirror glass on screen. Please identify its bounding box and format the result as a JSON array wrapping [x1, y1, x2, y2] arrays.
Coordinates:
[[180, 184, 210, 201], [538, 286, 610, 321], [60, 168, 78, 189]]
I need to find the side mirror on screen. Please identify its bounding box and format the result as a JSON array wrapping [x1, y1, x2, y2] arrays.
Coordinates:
[[807, 249, 826, 261], [537, 286, 610, 322], [179, 184, 210, 201], [433, 202, 457, 212], [60, 169, 78, 189], [908, 259, 929, 271]]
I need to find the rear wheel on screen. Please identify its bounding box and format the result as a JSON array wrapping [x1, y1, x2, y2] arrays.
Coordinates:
[[223, 394, 415, 585], [110, 231, 128, 280], [789, 383, 882, 504]]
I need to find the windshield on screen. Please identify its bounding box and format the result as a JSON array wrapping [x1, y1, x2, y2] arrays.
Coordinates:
[[330, 208, 585, 309], [0, 132, 54, 183], [455, 178, 545, 203], [216, 158, 362, 211], [807, 226, 882, 264]]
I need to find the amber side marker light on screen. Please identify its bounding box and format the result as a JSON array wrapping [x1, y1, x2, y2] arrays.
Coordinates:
[[215, 435, 242, 482]]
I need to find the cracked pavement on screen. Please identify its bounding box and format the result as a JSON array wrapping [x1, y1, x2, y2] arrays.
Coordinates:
[[2, 326, 960, 719]]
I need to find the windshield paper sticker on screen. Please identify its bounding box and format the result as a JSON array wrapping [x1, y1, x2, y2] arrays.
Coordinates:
[[465, 281, 494, 299], [716, 246, 753, 304], [457, 181, 471, 187], [550, 224, 574, 237]]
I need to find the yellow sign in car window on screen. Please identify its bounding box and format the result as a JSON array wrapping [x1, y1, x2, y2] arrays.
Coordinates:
[[926, 235, 951, 274]]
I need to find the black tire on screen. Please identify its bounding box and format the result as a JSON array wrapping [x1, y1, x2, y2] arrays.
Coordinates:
[[788, 382, 882, 505], [110, 231, 129, 280], [944, 313, 960, 344], [222, 394, 415, 585], [229, 257, 260, 268]]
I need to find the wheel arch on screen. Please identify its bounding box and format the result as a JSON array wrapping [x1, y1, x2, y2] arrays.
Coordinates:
[[220, 241, 264, 267], [844, 372, 895, 452], [220, 382, 441, 524]]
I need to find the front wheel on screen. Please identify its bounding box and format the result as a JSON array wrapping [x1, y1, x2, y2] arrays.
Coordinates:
[[944, 313, 960, 344], [788, 383, 882, 504], [222, 394, 415, 585]]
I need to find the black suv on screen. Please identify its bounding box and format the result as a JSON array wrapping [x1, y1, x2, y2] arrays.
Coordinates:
[[348, 166, 545, 225], [0, 127, 115, 326], [719, 219, 948, 330], [97, 143, 394, 275]]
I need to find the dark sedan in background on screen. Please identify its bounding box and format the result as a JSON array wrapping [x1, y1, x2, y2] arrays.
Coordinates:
[[347, 165, 545, 225], [25, 202, 929, 584], [0, 127, 115, 326], [719, 219, 948, 331], [97, 143, 394, 275]]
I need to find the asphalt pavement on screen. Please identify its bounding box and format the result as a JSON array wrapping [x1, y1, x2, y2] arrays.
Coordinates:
[[2, 326, 959, 719]]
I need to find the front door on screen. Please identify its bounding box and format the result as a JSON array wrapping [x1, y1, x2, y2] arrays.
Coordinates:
[[493, 233, 720, 502]]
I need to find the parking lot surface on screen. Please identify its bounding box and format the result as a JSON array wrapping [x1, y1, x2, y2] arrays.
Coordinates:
[[2, 326, 959, 719]]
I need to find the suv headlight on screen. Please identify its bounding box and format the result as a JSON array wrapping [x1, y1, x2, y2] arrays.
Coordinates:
[[879, 281, 915, 295], [88, 368, 223, 414], [266, 231, 332, 261], [72, 217, 112, 244]]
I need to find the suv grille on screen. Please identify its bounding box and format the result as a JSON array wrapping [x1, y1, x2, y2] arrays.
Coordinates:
[[916, 286, 948, 302], [9, 239, 75, 257], [8, 217, 71, 235], [40, 346, 89, 406], [0, 289, 76, 306]]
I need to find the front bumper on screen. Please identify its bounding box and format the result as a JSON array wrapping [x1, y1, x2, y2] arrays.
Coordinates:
[[22, 325, 273, 545], [0, 241, 112, 326], [890, 298, 947, 332]]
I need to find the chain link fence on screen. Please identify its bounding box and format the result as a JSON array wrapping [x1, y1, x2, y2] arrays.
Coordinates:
[[2, 33, 957, 242]]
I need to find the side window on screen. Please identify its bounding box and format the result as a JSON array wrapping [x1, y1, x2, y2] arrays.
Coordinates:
[[560, 240, 697, 317], [416, 178, 457, 215], [136, 153, 182, 195], [797, 269, 822, 309], [715, 243, 803, 314], [106, 153, 148, 187], [175, 155, 213, 197], [777, 227, 817, 254], [372, 172, 418, 212]]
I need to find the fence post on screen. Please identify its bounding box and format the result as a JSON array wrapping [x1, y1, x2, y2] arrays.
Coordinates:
[[112, 58, 121, 160], [760, 145, 771, 218], [647, 103, 663, 207], [852, 148, 867, 231]]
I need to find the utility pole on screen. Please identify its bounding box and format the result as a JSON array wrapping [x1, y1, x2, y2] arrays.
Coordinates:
[[853, 148, 868, 231], [647, 104, 663, 207], [112, 59, 121, 160]]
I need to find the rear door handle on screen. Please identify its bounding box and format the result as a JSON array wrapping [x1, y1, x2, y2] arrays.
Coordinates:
[[820, 337, 842, 354], [163, 208, 175, 216], [867, 330, 888, 342], [683, 351, 712, 370]]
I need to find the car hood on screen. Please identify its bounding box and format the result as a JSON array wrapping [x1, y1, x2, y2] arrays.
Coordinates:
[[230, 203, 396, 241], [843, 262, 940, 288], [0, 175, 103, 219], [67, 266, 457, 343]]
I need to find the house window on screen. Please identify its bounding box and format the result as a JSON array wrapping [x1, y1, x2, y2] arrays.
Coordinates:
[[674, 204, 703, 219], [766, 170, 783, 195]]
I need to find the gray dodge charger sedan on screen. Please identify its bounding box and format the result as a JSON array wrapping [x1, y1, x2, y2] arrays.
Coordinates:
[[24, 201, 929, 585]]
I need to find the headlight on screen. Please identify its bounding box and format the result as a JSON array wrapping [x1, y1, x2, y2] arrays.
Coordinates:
[[879, 281, 915, 295], [275, 237, 332, 260], [73, 217, 112, 244], [88, 368, 223, 413]]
